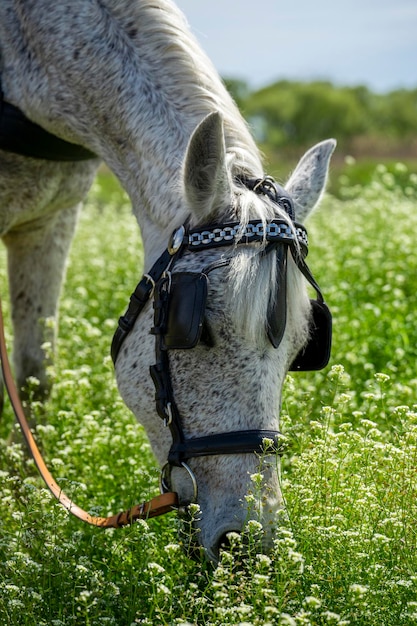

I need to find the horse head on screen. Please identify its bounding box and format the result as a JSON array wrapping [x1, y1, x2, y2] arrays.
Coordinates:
[[115, 111, 335, 561]]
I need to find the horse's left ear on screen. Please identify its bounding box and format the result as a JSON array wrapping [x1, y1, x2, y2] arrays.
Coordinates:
[[285, 139, 336, 222], [183, 111, 232, 223]]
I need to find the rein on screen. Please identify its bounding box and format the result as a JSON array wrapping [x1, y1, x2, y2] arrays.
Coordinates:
[[0, 89, 178, 527], [0, 301, 178, 527]]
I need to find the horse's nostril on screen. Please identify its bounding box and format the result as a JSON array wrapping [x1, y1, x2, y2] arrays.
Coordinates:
[[219, 532, 231, 550], [218, 531, 241, 553]]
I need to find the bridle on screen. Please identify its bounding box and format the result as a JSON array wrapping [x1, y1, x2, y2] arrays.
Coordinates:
[[111, 176, 331, 505], [0, 86, 331, 527], [0, 175, 331, 527]]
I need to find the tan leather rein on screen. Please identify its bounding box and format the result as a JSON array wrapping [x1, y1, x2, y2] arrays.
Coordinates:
[[0, 299, 178, 528]]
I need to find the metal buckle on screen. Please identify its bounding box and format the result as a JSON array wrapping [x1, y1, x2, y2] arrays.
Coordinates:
[[164, 402, 173, 427], [168, 225, 185, 255], [162, 269, 172, 294], [159, 461, 198, 504], [143, 273, 156, 298]]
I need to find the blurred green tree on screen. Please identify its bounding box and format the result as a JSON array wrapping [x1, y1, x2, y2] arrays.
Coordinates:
[[245, 81, 367, 148]]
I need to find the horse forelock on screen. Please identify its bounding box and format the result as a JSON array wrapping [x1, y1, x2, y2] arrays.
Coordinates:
[[212, 173, 311, 350]]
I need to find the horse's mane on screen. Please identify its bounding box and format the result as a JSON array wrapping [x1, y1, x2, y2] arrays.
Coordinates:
[[113, 1, 309, 346], [132, 0, 310, 345], [122, 0, 264, 178]]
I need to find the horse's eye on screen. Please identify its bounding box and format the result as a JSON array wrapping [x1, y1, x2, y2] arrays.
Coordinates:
[[200, 320, 215, 347]]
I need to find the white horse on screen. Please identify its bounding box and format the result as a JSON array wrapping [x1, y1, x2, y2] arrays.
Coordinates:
[[0, 0, 335, 560]]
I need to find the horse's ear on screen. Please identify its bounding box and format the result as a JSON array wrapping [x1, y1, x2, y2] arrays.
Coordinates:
[[285, 139, 336, 222], [183, 112, 232, 223]]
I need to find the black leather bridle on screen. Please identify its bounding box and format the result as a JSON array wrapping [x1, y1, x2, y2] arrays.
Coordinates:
[[111, 177, 331, 498]]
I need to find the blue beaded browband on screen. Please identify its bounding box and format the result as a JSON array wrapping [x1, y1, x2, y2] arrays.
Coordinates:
[[186, 219, 308, 252]]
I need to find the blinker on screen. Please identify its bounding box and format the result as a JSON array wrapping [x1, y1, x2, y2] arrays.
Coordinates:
[[289, 299, 332, 371], [266, 245, 288, 349], [163, 272, 208, 350], [264, 241, 332, 371]]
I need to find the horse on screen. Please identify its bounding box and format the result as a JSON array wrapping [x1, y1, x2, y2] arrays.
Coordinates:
[[0, 0, 335, 561]]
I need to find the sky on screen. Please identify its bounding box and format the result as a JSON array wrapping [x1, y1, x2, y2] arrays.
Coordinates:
[[175, 0, 417, 93]]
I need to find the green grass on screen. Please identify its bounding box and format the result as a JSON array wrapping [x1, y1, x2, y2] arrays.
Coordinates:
[[1, 163, 417, 625]]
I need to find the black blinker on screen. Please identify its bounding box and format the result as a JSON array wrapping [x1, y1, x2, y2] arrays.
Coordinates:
[[265, 242, 332, 371], [163, 272, 208, 350], [266, 245, 288, 349], [289, 299, 332, 371]]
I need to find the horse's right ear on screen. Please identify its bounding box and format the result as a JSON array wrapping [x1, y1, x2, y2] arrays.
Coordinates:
[[285, 139, 336, 222], [183, 112, 232, 223]]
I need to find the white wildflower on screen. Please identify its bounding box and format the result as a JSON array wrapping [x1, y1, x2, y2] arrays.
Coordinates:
[[303, 595, 322, 609], [349, 583, 369, 597], [147, 562, 165, 574], [256, 553, 272, 567]]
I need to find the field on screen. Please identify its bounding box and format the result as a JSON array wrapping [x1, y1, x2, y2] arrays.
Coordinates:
[[1, 162, 417, 625]]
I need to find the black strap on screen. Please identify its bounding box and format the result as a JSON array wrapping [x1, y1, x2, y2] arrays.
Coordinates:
[[266, 245, 288, 348], [111, 249, 174, 364], [237, 175, 295, 221], [168, 430, 283, 464], [290, 248, 324, 303], [0, 89, 97, 161], [150, 273, 188, 464]]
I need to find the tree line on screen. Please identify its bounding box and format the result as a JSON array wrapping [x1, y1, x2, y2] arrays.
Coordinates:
[[225, 79, 417, 157]]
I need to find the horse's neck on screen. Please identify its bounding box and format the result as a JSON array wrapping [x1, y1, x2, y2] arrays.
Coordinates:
[[0, 0, 262, 255]]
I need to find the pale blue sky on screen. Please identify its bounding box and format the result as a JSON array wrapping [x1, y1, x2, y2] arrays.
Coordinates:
[[175, 0, 417, 92]]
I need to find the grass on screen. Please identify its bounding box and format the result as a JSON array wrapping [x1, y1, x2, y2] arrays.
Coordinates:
[[1, 163, 417, 624]]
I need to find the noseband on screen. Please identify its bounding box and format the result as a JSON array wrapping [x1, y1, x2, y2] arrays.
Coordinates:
[[111, 177, 331, 502]]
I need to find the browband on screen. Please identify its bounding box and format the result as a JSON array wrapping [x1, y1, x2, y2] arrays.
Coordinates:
[[187, 219, 308, 252]]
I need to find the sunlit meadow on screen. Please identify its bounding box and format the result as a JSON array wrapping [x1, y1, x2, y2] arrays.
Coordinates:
[[1, 162, 417, 625]]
